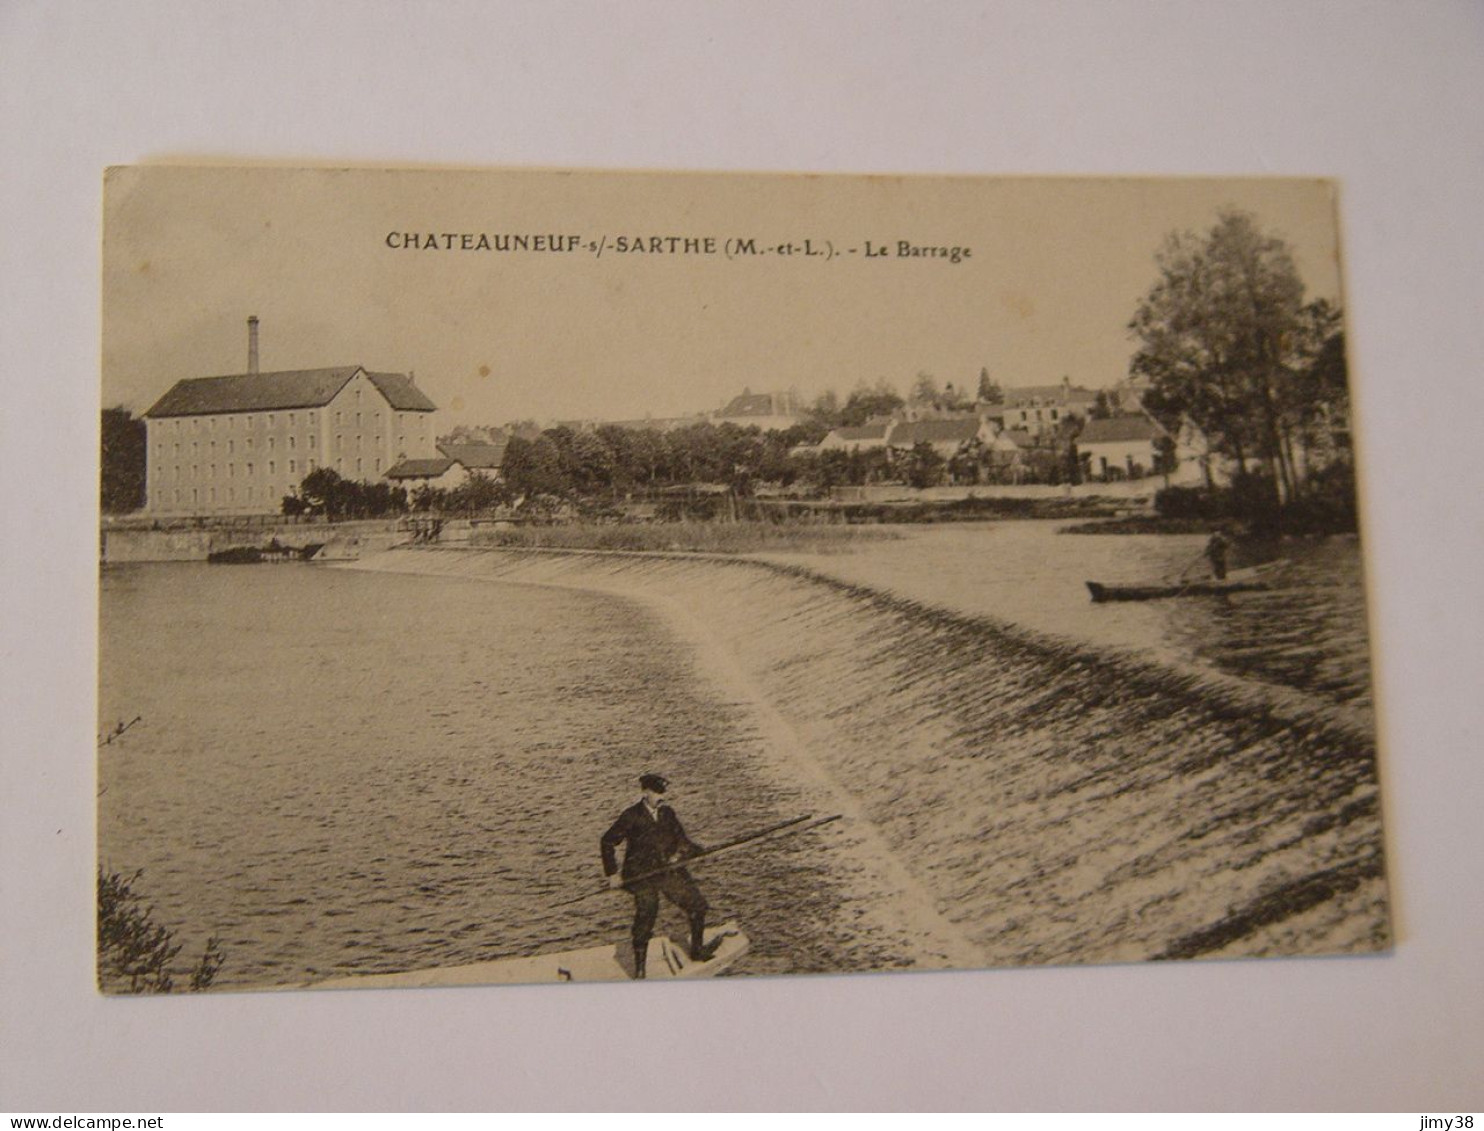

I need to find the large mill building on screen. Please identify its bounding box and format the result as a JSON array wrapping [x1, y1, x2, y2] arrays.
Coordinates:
[[142, 317, 439, 517]]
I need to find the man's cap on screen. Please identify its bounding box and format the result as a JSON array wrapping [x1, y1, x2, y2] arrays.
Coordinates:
[[639, 773, 669, 794]]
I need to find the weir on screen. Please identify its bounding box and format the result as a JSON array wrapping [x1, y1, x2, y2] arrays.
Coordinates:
[[344, 545, 1390, 969]]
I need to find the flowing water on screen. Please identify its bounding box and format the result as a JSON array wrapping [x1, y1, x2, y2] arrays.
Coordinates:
[[97, 523, 1388, 989]]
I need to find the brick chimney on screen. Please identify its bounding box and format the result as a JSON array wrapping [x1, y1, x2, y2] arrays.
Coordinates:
[[247, 315, 260, 375]]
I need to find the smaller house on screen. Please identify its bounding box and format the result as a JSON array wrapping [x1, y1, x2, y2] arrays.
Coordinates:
[[819, 423, 892, 452], [1077, 415, 1164, 481], [384, 439, 509, 494], [886, 417, 996, 460]]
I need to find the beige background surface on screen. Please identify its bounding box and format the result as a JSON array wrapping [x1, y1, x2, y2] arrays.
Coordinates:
[[3, 0, 1482, 1112]]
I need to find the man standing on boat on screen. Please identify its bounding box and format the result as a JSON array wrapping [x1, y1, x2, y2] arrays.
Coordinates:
[[1205, 529, 1232, 580], [601, 774, 719, 980]]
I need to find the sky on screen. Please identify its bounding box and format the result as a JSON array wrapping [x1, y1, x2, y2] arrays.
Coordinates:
[[101, 168, 1344, 427]]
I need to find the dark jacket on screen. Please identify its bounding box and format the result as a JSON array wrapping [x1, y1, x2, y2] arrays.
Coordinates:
[[601, 801, 703, 882]]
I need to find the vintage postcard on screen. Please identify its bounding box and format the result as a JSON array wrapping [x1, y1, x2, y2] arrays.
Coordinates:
[[97, 166, 1387, 993]]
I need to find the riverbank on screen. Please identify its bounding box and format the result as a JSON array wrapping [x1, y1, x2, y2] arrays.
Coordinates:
[[343, 543, 1389, 968]]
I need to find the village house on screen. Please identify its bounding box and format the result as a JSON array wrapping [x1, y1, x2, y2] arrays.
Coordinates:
[[142, 318, 438, 517], [713, 388, 805, 432], [384, 439, 509, 494], [886, 416, 997, 460], [1076, 415, 1165, 481], [997, 379, 1098, 437], [818, 422, 893, 452]]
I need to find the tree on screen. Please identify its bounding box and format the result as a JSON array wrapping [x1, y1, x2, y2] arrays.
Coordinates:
[[1091, 389, 1123, 419], [902, 441, 946, 488], [1129, 209, 1344, 503], [977, 367, 1003, 405], [910, 371, 940, 405], [839, 380, 904, 427], [299, 466, 349, 517], [501, 434, 569, 499], [805, 389, 843, 429], [101, 408, 147, 513]]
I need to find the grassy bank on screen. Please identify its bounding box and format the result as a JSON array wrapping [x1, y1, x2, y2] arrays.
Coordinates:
[[470, 520, 903, 555], [1060, 516, 1219, 535]]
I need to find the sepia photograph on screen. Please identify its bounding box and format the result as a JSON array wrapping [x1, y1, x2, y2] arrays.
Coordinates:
[[97, 166, 1387, 994]]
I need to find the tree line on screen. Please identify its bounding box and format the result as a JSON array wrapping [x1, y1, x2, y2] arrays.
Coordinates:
[[1130, 208, 1353, 527]]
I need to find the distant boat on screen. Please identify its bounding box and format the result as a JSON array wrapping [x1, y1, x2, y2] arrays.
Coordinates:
[[308, 921, 749, 990], [1086, 561, 1287, 603], [207, 542, 322, 564]]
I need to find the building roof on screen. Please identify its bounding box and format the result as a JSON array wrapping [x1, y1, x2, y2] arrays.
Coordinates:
[[835, 424, 891, 441], [717, 391, 781, 418], [889, 418, 984, 445], [364, 371, 438, 412], [145, 366, 436, 418], [1001, 382, 1097, 406], [437, 440, 507, 469], [1078, 415, 1162, 444], [385, 458, 455, 479]]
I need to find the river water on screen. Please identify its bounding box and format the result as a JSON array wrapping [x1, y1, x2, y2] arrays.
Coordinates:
[[98, 563, 947, 988], [758, 521, 1374, 717], [97, 522, 1387, 989]]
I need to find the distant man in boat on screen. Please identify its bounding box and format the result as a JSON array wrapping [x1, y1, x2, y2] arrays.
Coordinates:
[[601, 774, 720, 979], [1205, 529, 1232, 580]]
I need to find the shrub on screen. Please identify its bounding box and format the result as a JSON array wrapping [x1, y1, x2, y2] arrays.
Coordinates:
[[97, 869, 224, 994]]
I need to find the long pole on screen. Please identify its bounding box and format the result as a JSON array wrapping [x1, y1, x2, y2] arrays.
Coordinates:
[[556, 813, 841, 907]]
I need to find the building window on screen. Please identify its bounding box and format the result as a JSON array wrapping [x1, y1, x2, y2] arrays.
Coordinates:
[[268, 437, 275, 451], [288, 413, 296, 426], [374, 458, 381, 472], [209, 487, 216, 502], [356, 459, 362, 474], [228, 440, 234, 453], [267, 414, 274, 426], [246, 438, 254, 452], [309, 434, 316, 449], [288, 435, 295, 450], [191, 464, 197, 477], [246, 416, 254, 428], [308, 412, 316, 423], [246, 462, 254, 477], [309, 458, 317, 470], [335, 411, 341, 425], [268, 460, 275, 476], [335, 434, 342, 451], [210, 464, 216, 478], [356, 412, 362, 426], [228, 464, 235, 478], [289, 459, 296, 474]]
